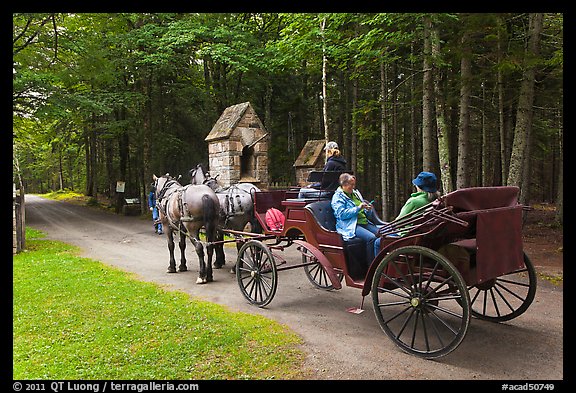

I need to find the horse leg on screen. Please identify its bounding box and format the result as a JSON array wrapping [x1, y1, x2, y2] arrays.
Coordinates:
[[190, 234, 209, 284], [166, 228, 177, 273], [178, 229, 187, 272], [213, 229, 226, 269], [206, 240, 215, 282]]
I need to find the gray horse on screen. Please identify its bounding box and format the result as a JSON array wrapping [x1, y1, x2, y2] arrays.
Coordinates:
[[189, 164, 262, 272], [189, 164, 261, 234], [153, 174, 225, 283]]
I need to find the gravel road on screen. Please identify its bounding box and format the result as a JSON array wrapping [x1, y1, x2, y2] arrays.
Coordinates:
[[23, 195, 564, 382]]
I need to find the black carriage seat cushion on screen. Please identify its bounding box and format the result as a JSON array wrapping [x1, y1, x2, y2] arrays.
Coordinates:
[[306, 200, 337, 232], [305, 200, 367, 279]]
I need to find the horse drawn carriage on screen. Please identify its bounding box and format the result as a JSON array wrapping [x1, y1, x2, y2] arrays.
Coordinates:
[[155, 169, 536, 359], [225, 176, 537, 359]]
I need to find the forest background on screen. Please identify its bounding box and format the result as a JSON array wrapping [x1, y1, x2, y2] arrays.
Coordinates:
[[12, 13, 563, 222]]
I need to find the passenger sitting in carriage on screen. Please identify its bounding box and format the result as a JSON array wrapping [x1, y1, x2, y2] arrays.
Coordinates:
[[373, 171, 440, 258], [331, 173, 382, 265], [298, 141, 348, 199]]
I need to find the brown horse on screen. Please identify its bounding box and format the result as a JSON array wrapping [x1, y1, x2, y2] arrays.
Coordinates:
[[153, 174, 225, 283]]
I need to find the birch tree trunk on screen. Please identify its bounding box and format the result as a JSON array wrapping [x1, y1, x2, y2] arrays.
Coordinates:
[[507, 13, 544, 202], [431, 22, 453, 193], [321, 17, 329, 143]]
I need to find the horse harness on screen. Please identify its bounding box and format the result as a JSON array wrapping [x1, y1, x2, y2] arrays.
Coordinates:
[[202, 177, 255, 227], [155, 178, 207, 244]]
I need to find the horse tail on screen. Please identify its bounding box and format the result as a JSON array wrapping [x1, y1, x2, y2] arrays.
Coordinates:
[[201, 194, 217, 240]]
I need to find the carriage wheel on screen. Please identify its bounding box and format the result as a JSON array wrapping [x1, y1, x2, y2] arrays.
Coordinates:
[[371, 246, 471, 359], [468, 252, 537, 322], [301, 246, 343, 290], [236, 240, 278, 307]]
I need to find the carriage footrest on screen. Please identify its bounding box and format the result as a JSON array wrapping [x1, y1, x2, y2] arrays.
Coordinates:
[[450, 238, 477, 251]]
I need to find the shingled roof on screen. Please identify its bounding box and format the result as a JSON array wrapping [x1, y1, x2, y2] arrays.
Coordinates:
[[293, 139, 326, 167], [205, 102, 259, 142]]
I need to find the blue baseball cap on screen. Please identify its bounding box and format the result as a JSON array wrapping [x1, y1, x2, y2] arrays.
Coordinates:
[[412, 171, 437, 193]]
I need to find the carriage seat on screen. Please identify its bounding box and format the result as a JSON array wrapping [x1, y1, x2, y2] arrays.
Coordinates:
[[297, 188, 335, 200], [297, 170, 355, 200], [305, 200, 367, 279], [307, 170, 353, 191], [306, 199, 337, 232]]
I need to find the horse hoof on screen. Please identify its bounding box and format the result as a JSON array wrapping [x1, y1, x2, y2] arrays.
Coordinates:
[[167, 267, 177, 273], [178, 266, 187, 272], [213, 263, 224, 269], [229, 268, 236, 274], [196, 277, 207, 284]]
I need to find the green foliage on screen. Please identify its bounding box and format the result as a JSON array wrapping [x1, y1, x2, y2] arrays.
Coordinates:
[[13, 12, 563, 204], [14, 228, 308, 379]]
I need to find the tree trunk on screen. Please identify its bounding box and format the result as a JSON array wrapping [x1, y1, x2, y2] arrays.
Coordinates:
[[84, 120, 96, 197], [58, 149, 64, 190], [431, 22, 453, 194], [456, 30, 471, 189], [351, 78, 358, 174], [497, 15, 509, 184], [391, 61, 399, 216], [507, 13, 544, 202], [422, 16, 435, 171], [300, 59, 309, 146], [410, 42, 419, 183], [139, 71, 152, 215], [321, 17, 329, 142], [555, 105, 563, 225], [345, 78, 353, 165], [264, 82, 272, 129], [481, 81, 488, 186], [337, 70, 346, 151], [380, 58, 390, 220]]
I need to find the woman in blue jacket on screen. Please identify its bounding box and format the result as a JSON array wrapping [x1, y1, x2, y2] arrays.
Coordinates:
[[331, 173, 380, 264]]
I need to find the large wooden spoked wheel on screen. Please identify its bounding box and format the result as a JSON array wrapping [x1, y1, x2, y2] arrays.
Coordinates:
[[371, 245, 471, 359], [301, 245, 342, 290], [236, 240, 277, 307], [468, 252, 537, 322]]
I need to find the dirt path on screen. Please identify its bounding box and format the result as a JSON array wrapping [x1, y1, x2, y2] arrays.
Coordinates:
[[23, 195, 564, 381]]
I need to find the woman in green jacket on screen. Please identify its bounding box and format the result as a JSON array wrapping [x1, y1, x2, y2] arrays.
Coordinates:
[[396, 171, 441, 219], [373, 171, 440, 258]]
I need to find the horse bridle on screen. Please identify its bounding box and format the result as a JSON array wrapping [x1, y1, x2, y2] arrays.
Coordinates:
[[190, 164, 215, 186], [154, 176, 180, 206]]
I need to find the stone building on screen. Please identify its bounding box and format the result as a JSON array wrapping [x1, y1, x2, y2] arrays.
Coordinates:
[[205, 102, 269, 189], [293, 139, 327, 186]]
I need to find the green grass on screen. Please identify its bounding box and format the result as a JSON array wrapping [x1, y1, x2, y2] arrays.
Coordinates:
[[14, 228, 310, 380]]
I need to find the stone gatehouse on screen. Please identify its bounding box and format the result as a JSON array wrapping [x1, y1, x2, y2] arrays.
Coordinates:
[[205, 102, 269, 189]]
